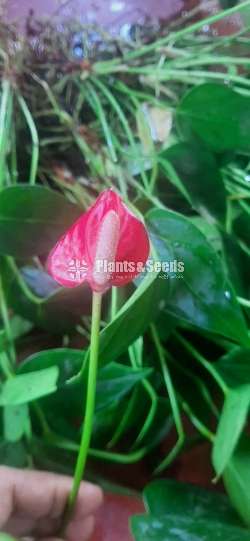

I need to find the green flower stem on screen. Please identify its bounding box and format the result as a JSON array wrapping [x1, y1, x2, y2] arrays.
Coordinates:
[[62, 291, 102, 527], [111, 286, 118, 321]]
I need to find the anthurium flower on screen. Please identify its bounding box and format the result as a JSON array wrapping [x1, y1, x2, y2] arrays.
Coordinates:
[[47, 189, 150, 293]]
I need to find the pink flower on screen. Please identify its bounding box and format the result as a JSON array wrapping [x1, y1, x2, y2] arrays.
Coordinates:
[[47, 189, 150, 293]]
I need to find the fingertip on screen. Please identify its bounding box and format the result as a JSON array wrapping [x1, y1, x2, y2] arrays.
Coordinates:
[[66, 514, 95, 541], [73, 482, 103, 519], [83, 515, 95, 541]]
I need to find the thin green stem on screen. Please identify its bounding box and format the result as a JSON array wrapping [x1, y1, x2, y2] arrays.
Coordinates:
[[84, 81, 118, 162], [0, 79, 11, 188], [181, 400, 214, 442], [174, 331, 228, 394], [151, 324, 185, 473], [107, 388, 139, 448], [128, 344, 158, 446], [91, 77, 150, 190], [0, 272, 15, 364], [6, 256, 43, 305], [0, 351, 14, 379], [94, 1, 250, 70], [10, 116, 18, 184], [43, 433, 154, 463], [17, 94, 39, 185], [63, 291, 102, 527], [111, 286, 118, 321], [237, 296, 250, 308]]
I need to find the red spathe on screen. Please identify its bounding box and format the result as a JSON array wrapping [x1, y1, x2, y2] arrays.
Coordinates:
[[47, 189, 150, 292]]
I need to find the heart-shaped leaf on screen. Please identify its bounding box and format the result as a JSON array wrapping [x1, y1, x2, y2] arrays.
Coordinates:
[[131, 479, 249, 541], [161, 142, 226, 222], [18, 348, 83, 384], [147, 208, 248, 345], [177, 83, 250, 154], [0, 185, 82, 256]]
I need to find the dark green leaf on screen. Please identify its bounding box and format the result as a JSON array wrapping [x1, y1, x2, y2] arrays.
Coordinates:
[[224, 438, 250, 527], [96, 363, 152, 411], [143, 479, 240, 523], [147, 208, 248, 345], [99, 272, 168, 363], [131, 479, 249, 541], [39, 362, 153, 443], [18, 348, 83, 385], [131, 514, 250, 540], [0, 185, 82, 256], [213, 385, 250, 476], [216, 347, 250, 388], [161, 142, 226, 222], [177, 83, 250, 154]]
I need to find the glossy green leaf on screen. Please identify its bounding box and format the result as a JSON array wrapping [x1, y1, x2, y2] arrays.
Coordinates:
[[3, 404, 30, 442], [20, 350, 151, 411], [39, 361, 153, 443], [224, 438, 250, 527], [161, 142, 226, 222], [96, 363, 152, 411], [132, 514, 250, 540], [216, 348, 250, 388], [0, 367, 59, 405], [177, 83, 250, 154], [131, 479, 249, 541], [147, 208, 248, 345], [18, 348, 83, 384], [213, 385, 250, 477], [0, 185, 82, 256], [98, 272, 168, 363]]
